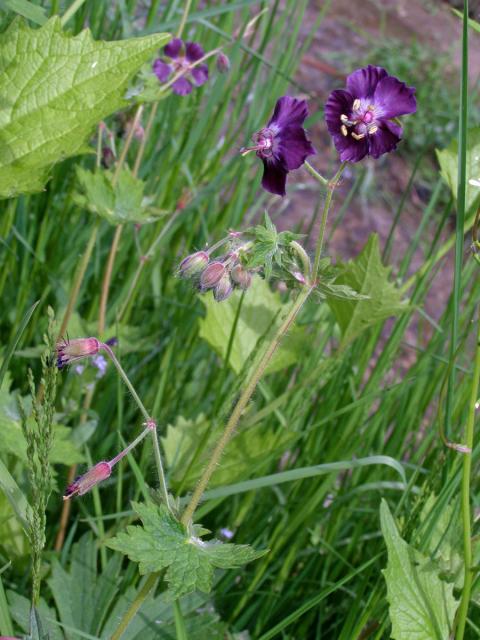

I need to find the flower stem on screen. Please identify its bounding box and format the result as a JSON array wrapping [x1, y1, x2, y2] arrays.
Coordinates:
[[98, 105, 144, 334], [58, 222, 99, 338], [311, 162, 347, 282], [100, 343, 171, 510], [455, 309, 480, 640], [304, 160, 328, 187], [180, 284, 313, 525]]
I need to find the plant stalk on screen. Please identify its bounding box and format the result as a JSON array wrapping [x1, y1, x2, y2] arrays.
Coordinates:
[[455, 309, 480, 640]]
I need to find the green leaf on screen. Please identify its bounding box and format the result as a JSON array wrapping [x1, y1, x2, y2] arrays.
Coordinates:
[[327, 235, 407, 347], [436, 127, 480, 214], [0, 387, 83, 466], [380, 500, 459, 640], [74, 167, 165, 225], [198, 276, 309, 374], [107, 502, 266, 599], [0, 17, 170, 198], [0, 458, 30, 533]]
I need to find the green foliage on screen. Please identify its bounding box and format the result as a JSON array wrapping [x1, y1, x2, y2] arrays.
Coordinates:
[[199, 276, 309, 374], [0, 17, 169, 198], [327, 234, 408, 347], [162, 413, 293, 490], [380, 500, 459, 640], [436, 127, 480, 213], [74, 167, 165, 225], [107, 502, 266, 599]]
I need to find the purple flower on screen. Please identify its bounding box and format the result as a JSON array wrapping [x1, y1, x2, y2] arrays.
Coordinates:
[[325, 65, 416, 162], [153, 38, 209, 96], [242, 96, 316, 196], [56, 337, 100, 369]]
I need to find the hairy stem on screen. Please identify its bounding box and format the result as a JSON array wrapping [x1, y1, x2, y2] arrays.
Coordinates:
[[455, 310, 480, 640], [176, 0, 193, 38], [110, 574, 159, 640], [180, 284, 312, 525], [311, 162, 347, 282], [100, 343, 170, 510]]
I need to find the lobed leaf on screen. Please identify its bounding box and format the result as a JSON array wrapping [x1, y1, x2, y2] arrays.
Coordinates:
[[107, 502, 266, 599]]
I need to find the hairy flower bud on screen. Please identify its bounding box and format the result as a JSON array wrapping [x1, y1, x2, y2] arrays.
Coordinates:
[[178, 251, 209, 278], [101, 147, 115, 168], [56, 337, 100, 369], [200, 261, 226, 289], [216, 52, 230, 73], [63, 461, 112, 499], [214, 272, 234, 302], [230, 264, 252, 290]]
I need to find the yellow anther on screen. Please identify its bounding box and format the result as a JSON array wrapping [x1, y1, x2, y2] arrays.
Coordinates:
[[353, 99, 361, 111], [368, 125, 378, 135], [340, 114, 349, 122], [351, 132, 365, 140], [367, 104, 375, 111], [341, 125, 348, 137]]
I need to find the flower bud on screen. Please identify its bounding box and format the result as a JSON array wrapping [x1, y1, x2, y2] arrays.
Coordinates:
[[200, 261, 226, 289], [101, 147, 115, 168], [214, 272, 234, 302], [178, 251, 209, 278], [230, 264, 252, 290], [216, 52, 230, 73], [63, 461, 111, 499], [56, 337, 100, 369]]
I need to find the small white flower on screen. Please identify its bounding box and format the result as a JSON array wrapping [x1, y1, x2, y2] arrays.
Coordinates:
[[469, 178, 480, 188]]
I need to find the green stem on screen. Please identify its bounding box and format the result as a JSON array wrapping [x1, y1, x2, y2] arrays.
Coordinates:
[[60, 0, 87, 25], [176, 0, 193, 38], [311, 162, 347, 282], [455, 310, 480, 640], [100, 344, 171, 510], [110, 574, 159, 640], [58, 223, 98, 338], [304, 160, 328, 187], [180, 284, 312, 526]]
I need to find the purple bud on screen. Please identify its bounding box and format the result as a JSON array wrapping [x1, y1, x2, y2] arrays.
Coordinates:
[[101, 147, 115, 168], [231, 264, 252, 290], [216, 52, 230, 73], [200, 261, 226, 289], [214, 273, 233, 302], [56, 337, 100, 369], [179, 251, 209, 278], [63, 461, 111, 499]]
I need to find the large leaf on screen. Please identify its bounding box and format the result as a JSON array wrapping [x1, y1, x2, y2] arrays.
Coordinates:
[[107, 502, 266, 599], [198, 276, 309, 374], [327, 235, 408, 347], [380, 500, 458, 640], [436, 127, 480, 213], [0, 17, 170, 198]]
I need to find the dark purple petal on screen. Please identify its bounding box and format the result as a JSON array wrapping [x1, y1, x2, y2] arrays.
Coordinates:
[[278, 125, 316, 170], [346, 65, 388, 98], [261, 158, 288, 196], [171, 77, 193, 96], [164, 38, 183, 59], [191, 64, 209, 86], [153, 59, 172, 82], [332, 133, 368, 163], [368, 120, 402, 159], [324, 89, 354, 136], [185, 41, 205, 62], [268, 96, 309, 129], [373, 76, 416, 119]]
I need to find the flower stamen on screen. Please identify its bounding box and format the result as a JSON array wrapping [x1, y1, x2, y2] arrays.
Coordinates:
[[351, 132, 365, 140], [341, 124, 348, 137]]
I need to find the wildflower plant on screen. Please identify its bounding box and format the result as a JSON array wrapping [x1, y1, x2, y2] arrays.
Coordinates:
[[2, 2, 477, 639]]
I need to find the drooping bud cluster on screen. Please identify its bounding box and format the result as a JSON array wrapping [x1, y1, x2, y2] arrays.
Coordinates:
[[177, 234, 255, 303]]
